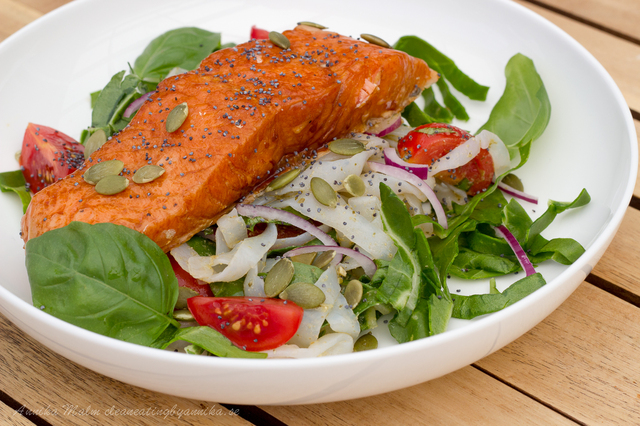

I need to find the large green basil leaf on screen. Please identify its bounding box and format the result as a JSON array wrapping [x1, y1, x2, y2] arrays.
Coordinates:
[[133, 27, 222, 84], [26, 222, 179, 346]]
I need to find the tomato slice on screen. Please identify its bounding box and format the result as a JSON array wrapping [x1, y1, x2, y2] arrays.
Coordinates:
[[250, 26, 269, 40], [169, 255, 214, 297], [188, 297, 303, 351], [397, 123, 494, 195], [19, 123, 85, 193]]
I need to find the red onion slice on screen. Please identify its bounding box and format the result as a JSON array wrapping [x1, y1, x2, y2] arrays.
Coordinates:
[[367, 162, 448, 229], [498, 182, 539, 204], [374, 117, 402, 137], [236, 204, 337, 247], [495, 225, 536, 276], [383, 147, 430, 179], [284, 245, 377, 277], [124, 92, 152, 118]]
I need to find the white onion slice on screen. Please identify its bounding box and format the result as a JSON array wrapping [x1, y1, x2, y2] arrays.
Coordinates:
[[216, 208, 248, 248], [495, 225, 536, 276], [367, 162, 448, 229], [236, 204, 337, 246], [475, 130, 511, 177], [283, 245, 377, 277], [383, 147, 430, 179], [429, 135, 483, 176], [270, 225, 330, 250], [369, 116, 402, 137], [498, 182, 539, 204], [263, 333, 354, 358]]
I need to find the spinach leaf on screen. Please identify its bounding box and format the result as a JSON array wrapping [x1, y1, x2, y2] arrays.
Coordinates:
[[401, 102, 433, 127], [527, 189, 591, 246], [187, 234, 216, 256], [209, 277, 244, 297], [151, 325, 266, 359], [0, 170, 31, 213], [388, 293, 453, 343], [133, 27, 222, 84], [452, 273, 545, 319], [291, 262, 324, 285], [477, 53, 551, 159], [26, 222, 179, 346], [422, 86, 454, 123]]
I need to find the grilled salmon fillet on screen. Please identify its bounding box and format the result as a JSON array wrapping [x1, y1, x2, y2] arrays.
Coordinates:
[[21, 25, 438, 252]]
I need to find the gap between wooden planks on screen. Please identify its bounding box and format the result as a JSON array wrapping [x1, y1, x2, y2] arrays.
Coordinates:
[[0, 316, 251, 426]]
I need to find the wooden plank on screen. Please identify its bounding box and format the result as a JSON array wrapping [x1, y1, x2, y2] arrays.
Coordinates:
[[0, 313, 251, 426], [531, 0, 640, 42], [517, 0, 640, 113], [0, 0, 41, 42], [592, 206, 640, 297], [262, 366, 578, 426], [636, 120, 640, 198], [476, 283, 640, 425], [14, 0, 68, 14], [0, 402, 36, 426]]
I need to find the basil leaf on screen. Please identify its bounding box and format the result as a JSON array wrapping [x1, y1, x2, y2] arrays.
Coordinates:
[[133, 27, 222, 84], [151, 325, 266, 359], [477, 53, 551, 159], [452, 273, 545, 319], [26, 222, 179, 346], [0, 170, 31, 213]]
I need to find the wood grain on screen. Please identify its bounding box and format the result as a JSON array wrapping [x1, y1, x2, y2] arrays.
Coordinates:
[[261, 366, 578, 426], [592, 206, 640, 297], [0, 313, 251, 426], [0, 402, 36, 426], [517, 0, 640, 113], [476, 283, 640, 425], [0, 0, 41, 42], [532, 0, 640, 41]]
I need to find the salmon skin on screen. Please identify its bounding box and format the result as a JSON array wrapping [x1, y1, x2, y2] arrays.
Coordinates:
[[21, 25, 438, 252]]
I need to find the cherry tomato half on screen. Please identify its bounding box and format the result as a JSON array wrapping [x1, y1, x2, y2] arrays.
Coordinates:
[[250, 26, 269, 40], [169, 255, 214, 297], [397, 123, 494, 195], [187, 297, 304, 351], [19, 123, 85, 193]]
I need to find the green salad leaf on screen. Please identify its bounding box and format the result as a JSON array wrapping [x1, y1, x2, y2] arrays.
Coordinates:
[[0, 170, 31, 213], [477, 53, 551, 159], [151, 325, 267, 359], [26, 222, 179, 346]]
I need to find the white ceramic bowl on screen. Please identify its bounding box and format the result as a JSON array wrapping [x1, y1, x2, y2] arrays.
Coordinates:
[[0, 0, 636, 404]]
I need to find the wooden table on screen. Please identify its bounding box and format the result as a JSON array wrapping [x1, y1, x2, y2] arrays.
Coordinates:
[[2, 0, 640, 424]]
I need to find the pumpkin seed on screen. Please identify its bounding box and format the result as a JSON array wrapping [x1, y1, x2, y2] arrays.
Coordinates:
[[297, 21, 327, 30], [343, 174, 365, 197], [173, 309, 195, 321], [165, 102, 188, 133], [328, 138, 366, 156], [502, 173, 524, 192], [290, 252, 317, 265], [311, 250, 336, 269], [133, 165, 165, 184], [360, 33, 391, 49], [84, 129, 107, 159], [354, 332, 378, 352], [344, 279, 364, 308], [83, 159, 124, 185], [95, 175, 129, 195], [279, 282, 326, 309], [264, 258, 295, 297], [175, 286, 200, 310], [310, 177, 337, 208], [266, 168, 300, 192], [269, 31, 290, 49]]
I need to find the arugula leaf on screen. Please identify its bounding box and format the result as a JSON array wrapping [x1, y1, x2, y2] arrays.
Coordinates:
[[26, 222, 179, 346], [0, 170, 31, 213], [151, 325, 266, 359], [477, 53, 551, 159], [452, 273, 546, 319], [133, 27, 222, 84]]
